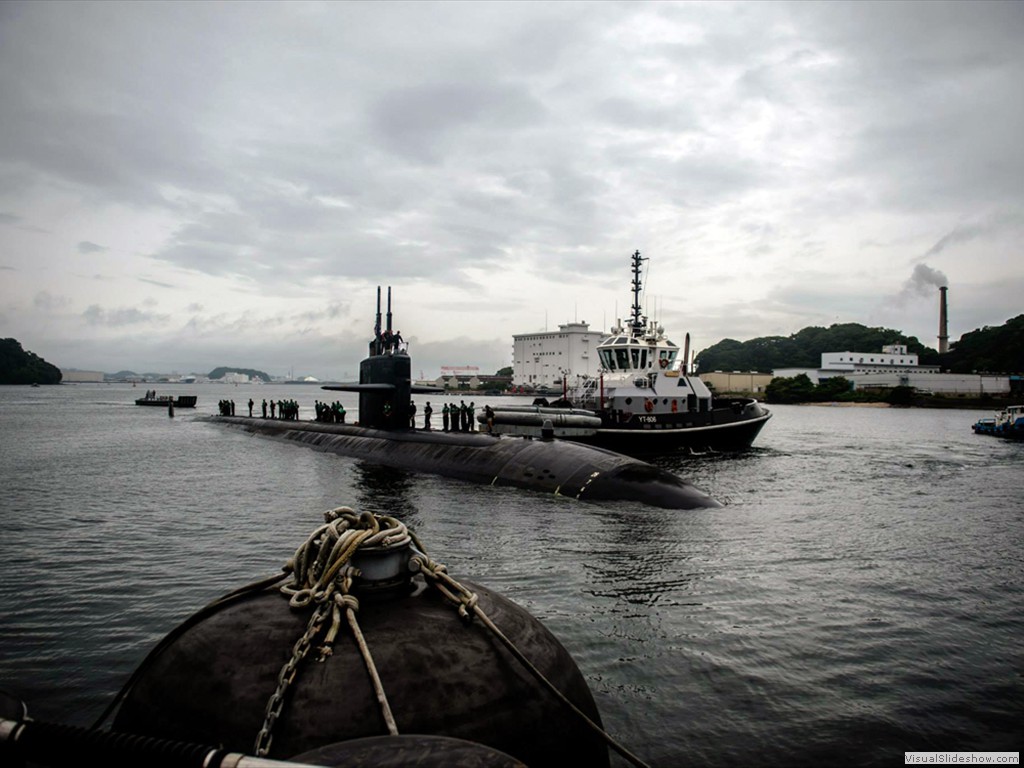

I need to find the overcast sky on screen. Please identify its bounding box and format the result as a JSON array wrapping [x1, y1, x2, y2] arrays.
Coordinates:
[[1, 1, 1021, 378]]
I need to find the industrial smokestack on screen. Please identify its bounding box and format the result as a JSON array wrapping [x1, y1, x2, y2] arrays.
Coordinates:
[[938, 286, 949, 354]]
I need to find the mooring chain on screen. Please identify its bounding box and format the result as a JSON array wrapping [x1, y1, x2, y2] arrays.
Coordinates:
[[256, 507, 405, 756], [254, 598, 331, 757]]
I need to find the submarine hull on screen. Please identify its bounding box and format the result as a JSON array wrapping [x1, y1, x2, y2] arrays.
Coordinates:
[[208, 416, 721, 510]]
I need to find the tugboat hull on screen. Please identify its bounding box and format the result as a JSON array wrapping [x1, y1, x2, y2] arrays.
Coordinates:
[[569, 403, 772, 455]]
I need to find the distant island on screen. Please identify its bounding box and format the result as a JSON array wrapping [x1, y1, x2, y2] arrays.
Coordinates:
[[208, 366, 272, 383], [0, 338, 62, 385]]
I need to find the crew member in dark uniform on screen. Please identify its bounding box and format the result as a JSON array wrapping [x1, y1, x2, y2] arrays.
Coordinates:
[[262, 399, 268, 418], [424, 402, 432, 430], [248, 398, 254, 417], [442, 403, 450, 432]]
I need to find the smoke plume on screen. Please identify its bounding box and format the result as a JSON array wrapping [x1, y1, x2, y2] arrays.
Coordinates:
[[901, 263, 948, 299]]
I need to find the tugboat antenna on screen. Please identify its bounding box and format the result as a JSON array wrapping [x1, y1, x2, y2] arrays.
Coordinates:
[[630, 249, 647, 336]]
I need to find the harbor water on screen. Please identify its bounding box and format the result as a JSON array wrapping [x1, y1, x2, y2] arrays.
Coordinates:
[[0, 383, 1020, 765]]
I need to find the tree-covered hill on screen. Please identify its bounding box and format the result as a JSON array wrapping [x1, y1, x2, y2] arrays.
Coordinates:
[[0, 338, 62, 384], [943, 314, 1024, 373], [695, 318, 1023, 374], [208, 366, 272, 382], [695, 323, 938, 372]]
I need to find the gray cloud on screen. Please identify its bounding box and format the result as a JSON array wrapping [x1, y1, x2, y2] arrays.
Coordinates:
[[83, 305, 171, 327], [1, 2, 1021, 371], [138, 277, 175, 289], [34, 291, 72, 311]]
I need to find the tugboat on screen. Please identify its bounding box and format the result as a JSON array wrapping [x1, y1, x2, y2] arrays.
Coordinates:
[[207, 287, 722, 510], [135, 391, 198, 408], [972, 404, 1024, 440], [488, 251, 771, 455]]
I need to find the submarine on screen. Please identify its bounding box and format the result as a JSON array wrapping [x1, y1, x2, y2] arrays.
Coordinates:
[[209, 287, 720, 511]]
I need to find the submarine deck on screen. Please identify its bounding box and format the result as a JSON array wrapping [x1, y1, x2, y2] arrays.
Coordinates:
[[206, 416, 720, 510]]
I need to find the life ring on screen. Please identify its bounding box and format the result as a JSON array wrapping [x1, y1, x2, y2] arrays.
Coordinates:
[[644, 399, 654, 413]]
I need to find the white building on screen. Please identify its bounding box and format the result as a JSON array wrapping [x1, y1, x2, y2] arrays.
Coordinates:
[[773, 343, 1010, 396], [512, 322, 603, 389], [852, 371, 1008, 395], [820, 344, 939, 375]]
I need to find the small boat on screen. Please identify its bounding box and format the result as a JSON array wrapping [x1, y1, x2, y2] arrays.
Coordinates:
[[972, 404, 1024, 440], [135, 392, 198, 408], [487, 250, 771, 455]]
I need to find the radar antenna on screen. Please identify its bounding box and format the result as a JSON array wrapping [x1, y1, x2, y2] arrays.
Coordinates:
[[629, 249, 647, 337]]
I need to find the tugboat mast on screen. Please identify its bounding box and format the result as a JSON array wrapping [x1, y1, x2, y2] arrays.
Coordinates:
[[629, 249, 647, 337]]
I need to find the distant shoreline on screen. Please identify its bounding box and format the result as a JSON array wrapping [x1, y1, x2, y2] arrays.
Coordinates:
[[798, 401, 891, 408]]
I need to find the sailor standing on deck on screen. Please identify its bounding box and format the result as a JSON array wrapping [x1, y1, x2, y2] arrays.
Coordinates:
[[248, 398, 254, 417], [424, 402, 432, 430], [442, 403, 450, 432], [262, 399, 267, 418]]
